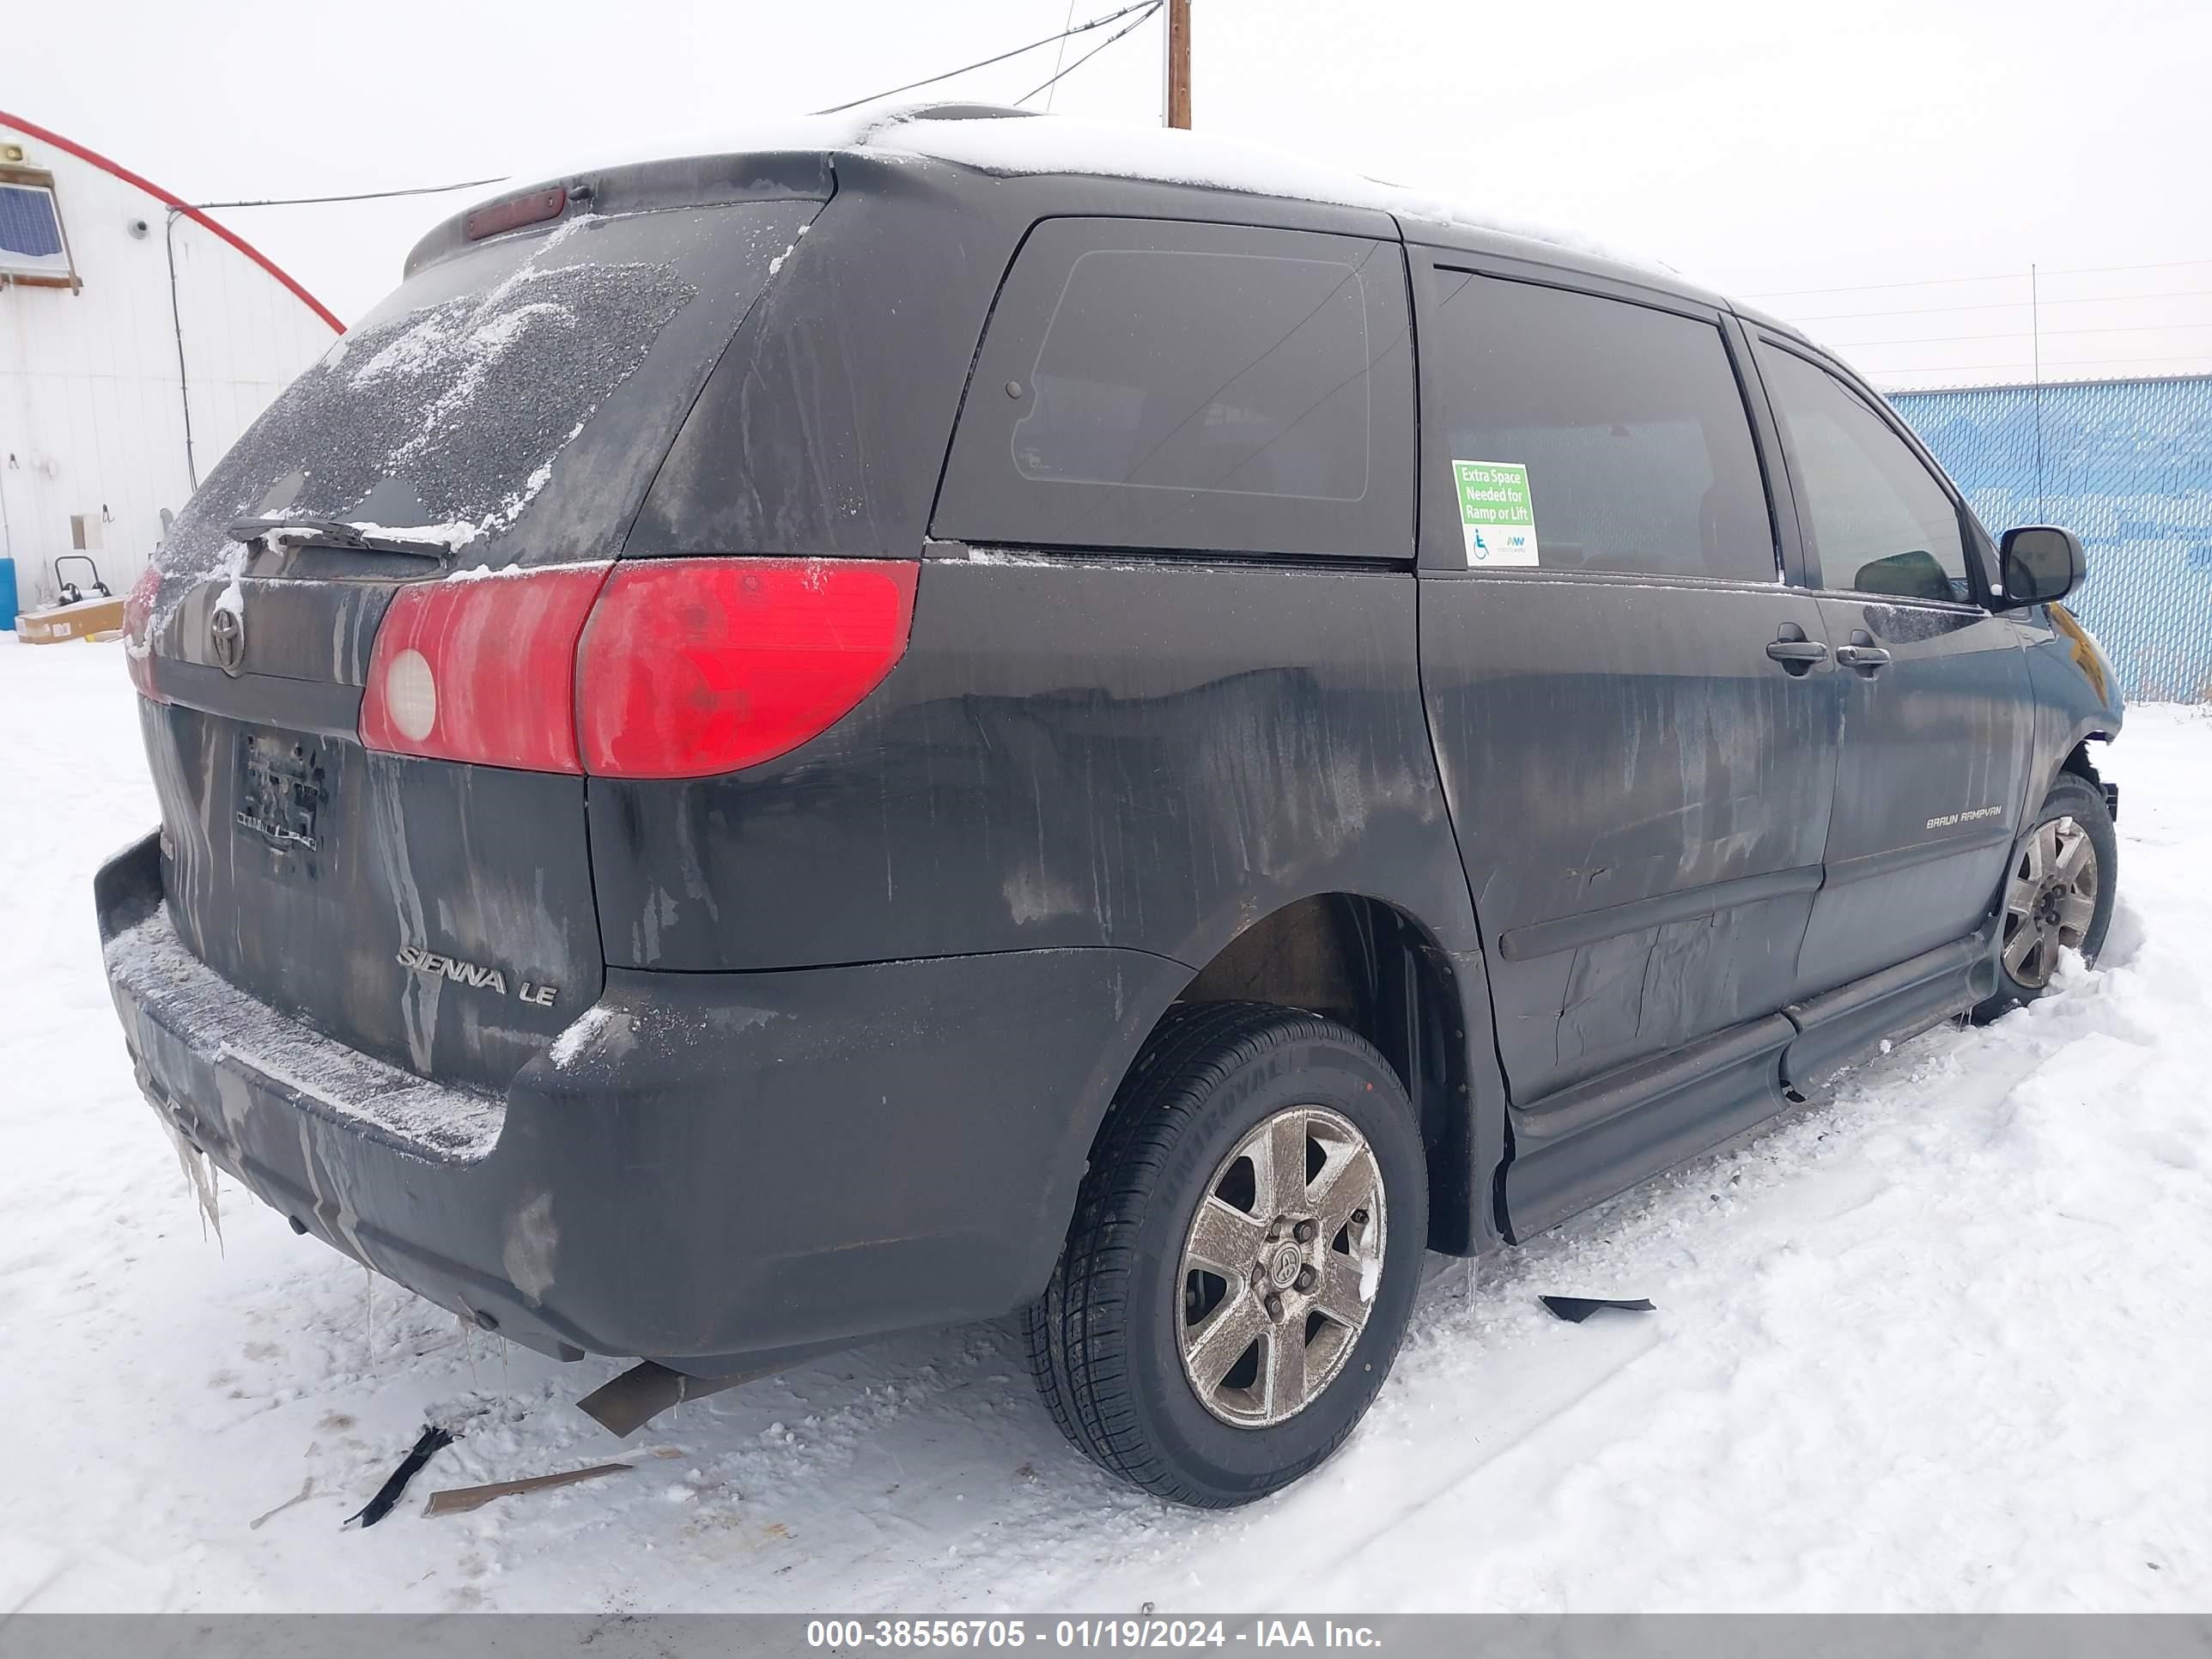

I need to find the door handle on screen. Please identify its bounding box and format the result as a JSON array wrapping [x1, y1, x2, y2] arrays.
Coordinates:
[[1765, 637, 1829, 672], [1836, 629, 1892, 675]]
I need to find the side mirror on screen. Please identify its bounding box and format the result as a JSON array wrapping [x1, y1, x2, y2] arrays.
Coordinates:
[[1996, 525, 2085, 609], [1851, 549, 1954, 602]]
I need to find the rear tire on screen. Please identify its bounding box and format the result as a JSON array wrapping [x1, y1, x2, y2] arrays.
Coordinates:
[[1972, 771, 2117, 1023], [1025, 1001, 1426, 1508]]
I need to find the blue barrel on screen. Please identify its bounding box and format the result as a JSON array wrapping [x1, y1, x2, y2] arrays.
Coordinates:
[[0, 557, 16, 631]]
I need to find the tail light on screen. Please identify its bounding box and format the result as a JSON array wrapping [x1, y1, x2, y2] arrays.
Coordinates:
[[577, 558, 919, 779], [360, 557, 918, 778], [124, 564, 167, 702], [361, 563, 612, 772]]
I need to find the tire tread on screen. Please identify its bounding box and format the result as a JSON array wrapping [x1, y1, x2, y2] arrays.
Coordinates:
[[1024, 1000, 1397, 1505]]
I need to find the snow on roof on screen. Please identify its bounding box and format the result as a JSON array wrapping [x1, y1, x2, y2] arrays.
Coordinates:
[[550, 105, 1671, 280]]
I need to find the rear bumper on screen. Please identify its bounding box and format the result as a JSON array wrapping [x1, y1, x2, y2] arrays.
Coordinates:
[[95, 831, 1183, 1371]]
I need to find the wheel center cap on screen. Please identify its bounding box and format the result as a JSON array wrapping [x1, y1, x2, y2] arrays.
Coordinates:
[[1267, 1241, 1304, 1290]]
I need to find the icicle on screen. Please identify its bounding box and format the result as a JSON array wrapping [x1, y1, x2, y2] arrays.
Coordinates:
[[165, 1120, 223, 1249]]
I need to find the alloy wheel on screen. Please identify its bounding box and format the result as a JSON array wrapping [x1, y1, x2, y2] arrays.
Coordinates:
[[2001, 814, 2100, 989], [1176, 1105, 1385, 1429]]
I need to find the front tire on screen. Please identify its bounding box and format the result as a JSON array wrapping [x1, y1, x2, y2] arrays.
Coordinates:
[[1973, 771, 2117, 1022], [1025, 1001, 1426, 1508]]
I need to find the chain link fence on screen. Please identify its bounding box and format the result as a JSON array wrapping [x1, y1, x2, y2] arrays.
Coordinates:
[[1891, 374, 2212, 702]]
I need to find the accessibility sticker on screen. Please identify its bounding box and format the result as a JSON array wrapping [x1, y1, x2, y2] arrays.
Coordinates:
[[1452, 459, 1540, 568]]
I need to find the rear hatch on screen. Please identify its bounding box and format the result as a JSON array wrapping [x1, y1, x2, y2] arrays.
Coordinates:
[[127, 171, 829, 1091]]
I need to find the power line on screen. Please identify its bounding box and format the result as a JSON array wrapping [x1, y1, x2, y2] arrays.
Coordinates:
[[1834, 319, 2212, 350], [1790, 286, 2212, 325], [185, 0, 1163, 216], [1015, 1, 1163, 106], [1743, 255, 2212, 301], [190, 176, 508, 210], [812, 0, 1158, 115], [1870, 352, 2212, 377]]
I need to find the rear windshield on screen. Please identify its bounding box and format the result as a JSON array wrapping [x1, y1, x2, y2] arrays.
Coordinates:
[[155, 198, 821, 595]]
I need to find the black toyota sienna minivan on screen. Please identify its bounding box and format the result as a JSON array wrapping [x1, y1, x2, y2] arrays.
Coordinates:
[[98, 106, 2123, 1507]]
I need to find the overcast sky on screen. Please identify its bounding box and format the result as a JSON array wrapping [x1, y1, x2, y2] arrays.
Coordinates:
[[12, 0, 2212, 386]]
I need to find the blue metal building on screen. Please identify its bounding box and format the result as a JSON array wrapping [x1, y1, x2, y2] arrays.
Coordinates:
[[1890, 374, 2212, 702]]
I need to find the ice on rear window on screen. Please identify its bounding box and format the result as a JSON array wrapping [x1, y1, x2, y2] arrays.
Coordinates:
[[152, 223, 696, 606]]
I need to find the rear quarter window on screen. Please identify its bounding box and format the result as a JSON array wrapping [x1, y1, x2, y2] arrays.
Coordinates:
[[935, 218, 1414, 558]]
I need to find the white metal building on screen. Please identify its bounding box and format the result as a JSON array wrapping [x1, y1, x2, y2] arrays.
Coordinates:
[[0, 109, 339, 607]]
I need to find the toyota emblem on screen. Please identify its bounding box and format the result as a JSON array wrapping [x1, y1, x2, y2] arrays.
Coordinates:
[[209, 604, 246, 675]]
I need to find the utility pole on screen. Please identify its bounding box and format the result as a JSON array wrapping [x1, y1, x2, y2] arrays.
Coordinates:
[[2031, 263, 2045, 519], [1164, 0, 1192, 128]]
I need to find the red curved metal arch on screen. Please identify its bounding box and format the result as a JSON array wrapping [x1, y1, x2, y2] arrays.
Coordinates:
[[1, 107, 344, 332]]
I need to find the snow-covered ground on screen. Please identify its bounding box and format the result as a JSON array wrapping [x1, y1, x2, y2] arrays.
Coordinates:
[[3, 635, 2209, 1614]]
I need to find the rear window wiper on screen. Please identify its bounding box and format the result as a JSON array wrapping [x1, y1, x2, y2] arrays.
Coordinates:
[[228, 517, 454, 562]]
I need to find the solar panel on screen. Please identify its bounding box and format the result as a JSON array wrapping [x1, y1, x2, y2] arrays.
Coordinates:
[[0, 183, 73, 280]]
